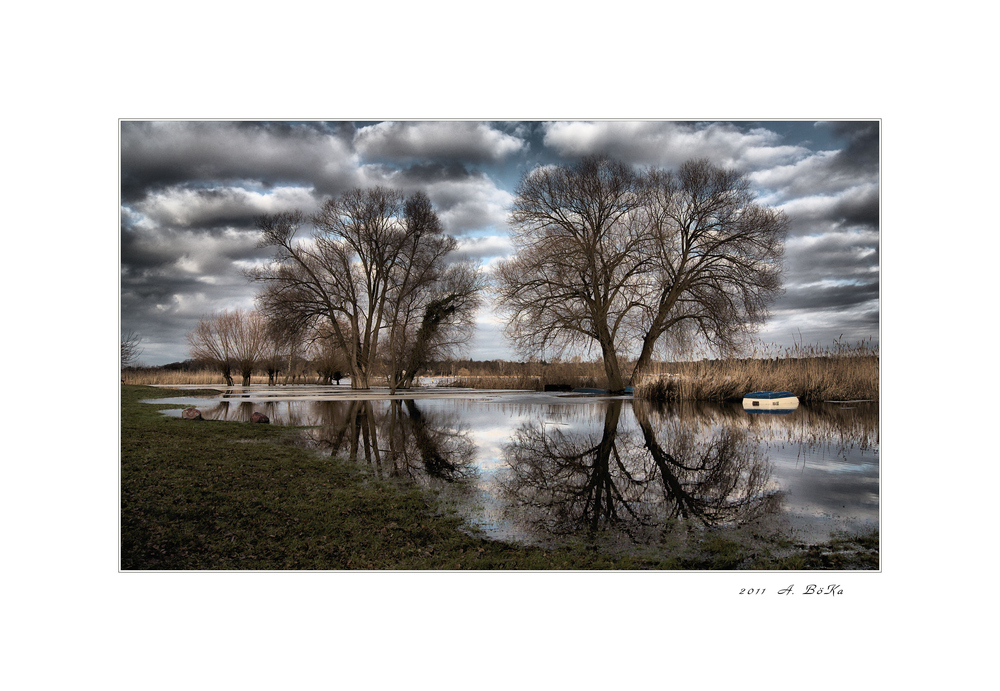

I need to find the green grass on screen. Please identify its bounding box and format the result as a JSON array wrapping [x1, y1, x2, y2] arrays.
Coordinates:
[[121, 385, 878, 570]]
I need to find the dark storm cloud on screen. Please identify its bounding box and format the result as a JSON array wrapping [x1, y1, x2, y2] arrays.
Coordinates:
[[780, 179, 880, 239], [495, 121, 547, 150], [121, 224, 264, 278], [120, 120, 880, 364], [394, 161, 478, 186], [773, 280, 879, 313], [750, 122, 879, 214], [137, 188, 260, 230], [765, 296, 879, 349], [785, 232, 879, 281], [833, 184, 879, 229], [828, 121, 880, 176], [120, 121, 360, 201]]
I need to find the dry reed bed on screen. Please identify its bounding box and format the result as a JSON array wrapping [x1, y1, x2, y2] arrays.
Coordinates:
[[123, 342, 878, 402], [122, 369, 295, 386], [634, 353, 879, 403]]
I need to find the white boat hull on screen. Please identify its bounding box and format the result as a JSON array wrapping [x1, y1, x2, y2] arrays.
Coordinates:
[[742, 395, 799, 412]]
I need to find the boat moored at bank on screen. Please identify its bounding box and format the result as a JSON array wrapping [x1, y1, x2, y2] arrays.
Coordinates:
[[742, 391, 799, 414]]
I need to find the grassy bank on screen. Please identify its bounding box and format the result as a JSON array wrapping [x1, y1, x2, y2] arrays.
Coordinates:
[[121, 385, 877, 570]]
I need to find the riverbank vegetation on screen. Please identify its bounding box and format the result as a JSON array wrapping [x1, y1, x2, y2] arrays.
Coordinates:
[[121, 385, 877, 570], [634, 339, 879, 403], [122, 338, 878, 403]]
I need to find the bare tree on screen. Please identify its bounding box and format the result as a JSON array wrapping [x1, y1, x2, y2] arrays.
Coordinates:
[[495, 156, 649, 392], [121, 329, 144, 369], [250, 187, 483, 390], [257, 316, 285, 386], [311, 323, 350, 385], [495, 156, 787, 391], [631, 160, 787, 373], [389, 259, 485, 390], [229, 309, 267, 385], [378, 191, 464, 391], [187, 309, 266, 386], [188, 312, 235, 386], [260, 310, 307, 385]]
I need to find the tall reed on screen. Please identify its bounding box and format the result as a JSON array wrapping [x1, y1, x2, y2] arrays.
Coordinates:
[[122, 368, 274, 386], [633, 339, 879, 403]]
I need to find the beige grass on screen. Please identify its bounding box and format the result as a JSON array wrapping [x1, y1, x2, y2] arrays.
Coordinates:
[[633, 340, 879, 403], [121, 368, 290, 386]]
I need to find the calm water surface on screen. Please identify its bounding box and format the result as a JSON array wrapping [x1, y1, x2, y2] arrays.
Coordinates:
[[152, 388, 879, 552]]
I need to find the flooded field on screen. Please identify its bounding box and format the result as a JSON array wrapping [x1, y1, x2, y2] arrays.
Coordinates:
[[149, 386, 879, 556]]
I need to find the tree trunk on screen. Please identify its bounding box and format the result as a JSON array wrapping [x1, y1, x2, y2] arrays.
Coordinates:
[[632, 287, 681, 382], [596, 324, 625, 392], [632, 331, 660, 384], [351, 368, 369, 390]]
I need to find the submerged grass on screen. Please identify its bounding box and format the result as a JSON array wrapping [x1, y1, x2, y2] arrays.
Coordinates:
[[121, 385, 878, 570]]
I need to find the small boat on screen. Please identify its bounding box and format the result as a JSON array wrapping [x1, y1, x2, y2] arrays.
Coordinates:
[[742, 391, 799, 414]]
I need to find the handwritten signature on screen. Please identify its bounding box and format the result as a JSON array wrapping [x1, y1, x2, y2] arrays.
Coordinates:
[[738, 585, 844, 596]]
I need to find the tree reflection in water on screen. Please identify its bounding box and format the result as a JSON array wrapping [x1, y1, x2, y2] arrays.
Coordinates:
[[201, 399, 280, 422], [496, 399, 782, 545], [303, 399, 478, 486]]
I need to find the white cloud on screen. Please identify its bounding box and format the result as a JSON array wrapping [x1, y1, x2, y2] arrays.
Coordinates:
[[778, 193, 844, 223], [134, 185, 320, 228], [354, 121, 526, 162], [426, 178, 514, 235], [775, 181, 880, 234], [542, 121, 810, 171], [752, 150, 877, 202], [453, 235, 514, 265]]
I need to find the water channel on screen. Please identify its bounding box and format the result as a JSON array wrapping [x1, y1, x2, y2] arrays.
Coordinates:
[[150, 386, 879, 557]]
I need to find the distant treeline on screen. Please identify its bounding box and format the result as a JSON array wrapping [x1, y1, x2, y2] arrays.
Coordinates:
[[123, 340, 878, 403]]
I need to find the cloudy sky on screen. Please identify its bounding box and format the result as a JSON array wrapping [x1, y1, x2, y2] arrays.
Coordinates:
[[120, 120, 879, 365]]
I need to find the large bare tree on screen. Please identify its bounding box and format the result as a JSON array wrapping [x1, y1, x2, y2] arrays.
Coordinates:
[[250, 187, 483, 390], [378, 192, 483, 391], [495, 156, 650, 392], [495, 156, 787, 392], [631, 160, 787, 373], [390, 260, 485, 390]]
